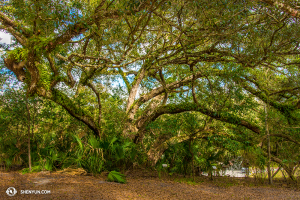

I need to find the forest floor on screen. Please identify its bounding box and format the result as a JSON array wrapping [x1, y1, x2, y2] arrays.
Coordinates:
[[0, 168, 299, 200]]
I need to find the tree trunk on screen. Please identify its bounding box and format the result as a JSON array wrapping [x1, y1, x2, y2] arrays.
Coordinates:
[[189, 139, 195, 181], [147, 144, 167, 167], [264, 103, 272, 185], [25, 97, 32, 172]]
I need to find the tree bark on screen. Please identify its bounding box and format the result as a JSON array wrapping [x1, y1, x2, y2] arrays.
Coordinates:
[[272, 166, 281, 178], [265, 102, 273, 185], [42, 88, 101, 138], [122, 67, 147, 139], [25, 96, 32, 172]]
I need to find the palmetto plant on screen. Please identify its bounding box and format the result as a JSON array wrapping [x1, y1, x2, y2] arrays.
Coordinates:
[[0, 136, 25, 169], [83, 135, 105, 174], [68, 134, 137, 174], [107, 170, 126, 183]]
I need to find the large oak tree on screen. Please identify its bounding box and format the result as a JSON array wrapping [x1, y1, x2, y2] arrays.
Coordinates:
[[1, 0, 300, 166]]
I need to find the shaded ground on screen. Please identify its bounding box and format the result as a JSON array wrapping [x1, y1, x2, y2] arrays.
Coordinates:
[[0, 169, 299, 200]]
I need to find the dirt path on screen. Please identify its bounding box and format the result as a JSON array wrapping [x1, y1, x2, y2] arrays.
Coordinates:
[[0, 170, 299, 200]]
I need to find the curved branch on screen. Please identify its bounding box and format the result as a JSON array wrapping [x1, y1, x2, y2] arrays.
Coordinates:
[[86, 81, 102, 138], [43, 88, 101, 137], [0, 24, 27, 46], [127, 70, 215, 118], [141, 102, 261, 135], [0, 12, 30, 37], [235, 77, 298, 118], [55, 53, 115, 68], [45, 23, 88, 53]]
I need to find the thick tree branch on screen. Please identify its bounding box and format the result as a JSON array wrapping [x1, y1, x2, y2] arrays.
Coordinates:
[[86, 81, 102, 137], [236, 77, 298, 117], [43, 88, 100, 137], [127, 70, 213, 118], [0, 12, 30, 38], [0, 24, 27, 46], [126, 66, 147, 112], [141, 102, 261, 135], [55, 53, 118, 68]]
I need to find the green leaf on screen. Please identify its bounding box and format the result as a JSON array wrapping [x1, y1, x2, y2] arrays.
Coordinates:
[[107, 171, 126, 184]]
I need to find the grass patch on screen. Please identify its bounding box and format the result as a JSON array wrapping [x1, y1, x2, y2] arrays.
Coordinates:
[[174, 177, 204, 185], [20, 166, 43, 174]]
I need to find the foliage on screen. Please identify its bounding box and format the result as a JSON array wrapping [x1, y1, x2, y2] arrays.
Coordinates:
[[107, 170, 127, 184], [21, 165, 42, 174], [1, 0, 300, 185]]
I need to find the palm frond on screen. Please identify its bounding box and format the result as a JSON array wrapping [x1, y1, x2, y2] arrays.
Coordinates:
[[107, 170, 126, 184]]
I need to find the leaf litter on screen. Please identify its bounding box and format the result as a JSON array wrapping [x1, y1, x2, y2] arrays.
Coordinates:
[[0, 169, 299, 200]]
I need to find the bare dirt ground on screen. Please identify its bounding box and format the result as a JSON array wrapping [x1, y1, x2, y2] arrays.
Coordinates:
[[0, 169, 299, 200]]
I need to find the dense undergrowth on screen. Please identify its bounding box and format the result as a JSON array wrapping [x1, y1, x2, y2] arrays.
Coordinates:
[[0, 86, 299, 185]]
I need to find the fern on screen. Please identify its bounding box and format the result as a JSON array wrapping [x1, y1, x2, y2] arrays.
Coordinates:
[[107, 171, 126, 184]]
